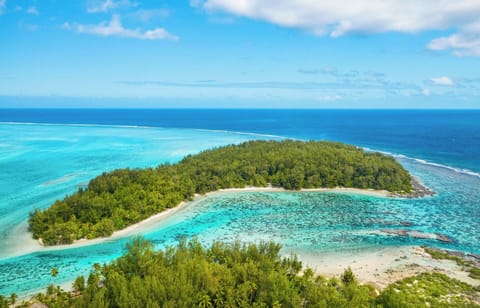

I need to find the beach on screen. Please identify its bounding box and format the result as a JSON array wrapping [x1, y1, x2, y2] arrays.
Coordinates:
[[29, 186, 393, 250], [0, 185, 396, 262], [9, 183, 432, 259], [298, 246, 480, 290]]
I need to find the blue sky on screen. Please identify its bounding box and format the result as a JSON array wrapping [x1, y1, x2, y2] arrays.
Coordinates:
[[1, 0, 480, 108]]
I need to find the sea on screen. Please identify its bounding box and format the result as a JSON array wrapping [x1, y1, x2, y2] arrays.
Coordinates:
[[0, 109, 479, 297]]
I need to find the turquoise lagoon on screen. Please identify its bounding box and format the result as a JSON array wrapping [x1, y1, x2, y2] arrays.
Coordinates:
[[0, 122, 479, 297]]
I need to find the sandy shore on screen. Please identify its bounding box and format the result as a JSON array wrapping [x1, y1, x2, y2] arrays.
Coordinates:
[[8, 186, 389, 254], [76, 185, 392, 243], [3, 196, 199, 258], [7, 184, 425, 261], [297, 246, 480, 289], [99, 182, 430, 246], [215, 185, 392, 197], [73, 199, 193, 245]]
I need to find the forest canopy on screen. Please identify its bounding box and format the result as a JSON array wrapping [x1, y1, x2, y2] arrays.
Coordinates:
[[29, 140, 413, 245], [11, 238, 480, 308]]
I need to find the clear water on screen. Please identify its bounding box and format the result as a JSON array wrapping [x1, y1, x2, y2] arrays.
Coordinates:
[[0, 109, 479, 297]]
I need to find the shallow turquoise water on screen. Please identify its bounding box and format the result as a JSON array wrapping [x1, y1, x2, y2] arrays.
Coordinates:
[[0, 123, 479, 297], [0, 123, 273, 256]]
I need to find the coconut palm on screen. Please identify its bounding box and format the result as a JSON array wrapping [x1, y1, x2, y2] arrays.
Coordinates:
[[51, 267, 59, 278], [9, 293, 17, 306]]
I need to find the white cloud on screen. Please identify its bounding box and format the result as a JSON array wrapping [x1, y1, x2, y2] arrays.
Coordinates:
[[422, 89, 431, 96], [26, 6, 39, 15], [64, 15, 178, 41], [200, 0, 480, 56], [87, 0, 137, 13], [428, 33, 480, 57], [431, 77, 454, 86], [203, 1, 480, 36]]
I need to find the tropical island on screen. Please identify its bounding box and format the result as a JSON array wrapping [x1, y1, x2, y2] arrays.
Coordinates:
[[29, 140, 420, 246]]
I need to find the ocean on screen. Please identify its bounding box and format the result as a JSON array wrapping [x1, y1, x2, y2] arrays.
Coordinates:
[[0, 109, 479, 297]]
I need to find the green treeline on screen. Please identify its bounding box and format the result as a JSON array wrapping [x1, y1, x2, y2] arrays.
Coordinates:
[[8, 239, 479, 308], [29, 140, 412, 245]]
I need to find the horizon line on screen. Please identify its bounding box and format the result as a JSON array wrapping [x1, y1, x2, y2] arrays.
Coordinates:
[[1, 107, 480, 111]]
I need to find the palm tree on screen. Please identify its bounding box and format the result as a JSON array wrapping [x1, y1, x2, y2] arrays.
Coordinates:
[[51, 267, 59, 278], [9, 293, 17, 306], [246, 281, 257, 303], [197, 294, 212, 308], [93, 263, 101, 272]]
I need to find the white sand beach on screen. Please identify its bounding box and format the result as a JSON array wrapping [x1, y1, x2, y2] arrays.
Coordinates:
[[7, 185, 392, 257], [298, 245, 480, 289]]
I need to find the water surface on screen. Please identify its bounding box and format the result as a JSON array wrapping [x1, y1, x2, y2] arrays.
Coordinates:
[[0, 110, 479, 297]]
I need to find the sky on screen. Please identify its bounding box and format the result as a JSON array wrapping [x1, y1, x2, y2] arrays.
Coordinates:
[[1, 0, 480, 108]]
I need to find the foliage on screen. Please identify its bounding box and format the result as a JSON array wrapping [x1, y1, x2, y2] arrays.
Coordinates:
[[0, 295, 9, 308], [424, 247, 471, 266], [51, 267, 59, 278], [29, 140, 413, 245], [377, 272, 480, 307], [73, 276, 85, 292], [28, 239, 480, 308], [33, 284, 73, 308], [33, 238, 377, 307], [0, 293, 19, 308], [469, 267, 480, 280]]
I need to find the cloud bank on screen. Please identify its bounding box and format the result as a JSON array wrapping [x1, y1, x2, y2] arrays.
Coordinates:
[[200, 0, 480, 56]]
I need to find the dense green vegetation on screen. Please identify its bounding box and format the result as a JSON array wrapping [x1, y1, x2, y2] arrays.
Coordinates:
[[7, 239, 479, 308], [29, 140, 413, 245]]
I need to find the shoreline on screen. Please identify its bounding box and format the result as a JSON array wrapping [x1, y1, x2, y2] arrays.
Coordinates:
[[27, 183, 433, 252], [42, 186, 394, 250], [298, 245, 480, 290], [1, 196, 202, 259], [70, 199, 193, 245], [0, 186, 397, 259], [67, 181, 434, 248]]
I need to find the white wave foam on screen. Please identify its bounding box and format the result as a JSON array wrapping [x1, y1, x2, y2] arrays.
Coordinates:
[[409, 159, 480, 178], [0, 121, 284, 139], [364, 147, 480, 178], [0, 121, 149, 129], [2, 122, 477, 178], [194, 128, 284, 139]]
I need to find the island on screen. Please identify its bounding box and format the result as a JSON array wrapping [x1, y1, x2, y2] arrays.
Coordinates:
[[29, 140, 420, 246]]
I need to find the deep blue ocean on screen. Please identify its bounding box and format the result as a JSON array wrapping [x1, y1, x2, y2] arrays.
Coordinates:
[[0, 109, 479, 297], [2, 109, 479, 173]]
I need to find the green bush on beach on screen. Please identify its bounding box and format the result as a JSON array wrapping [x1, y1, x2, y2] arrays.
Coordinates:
[[29, 140, 413, 245], [22, 238, 480, 308]]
